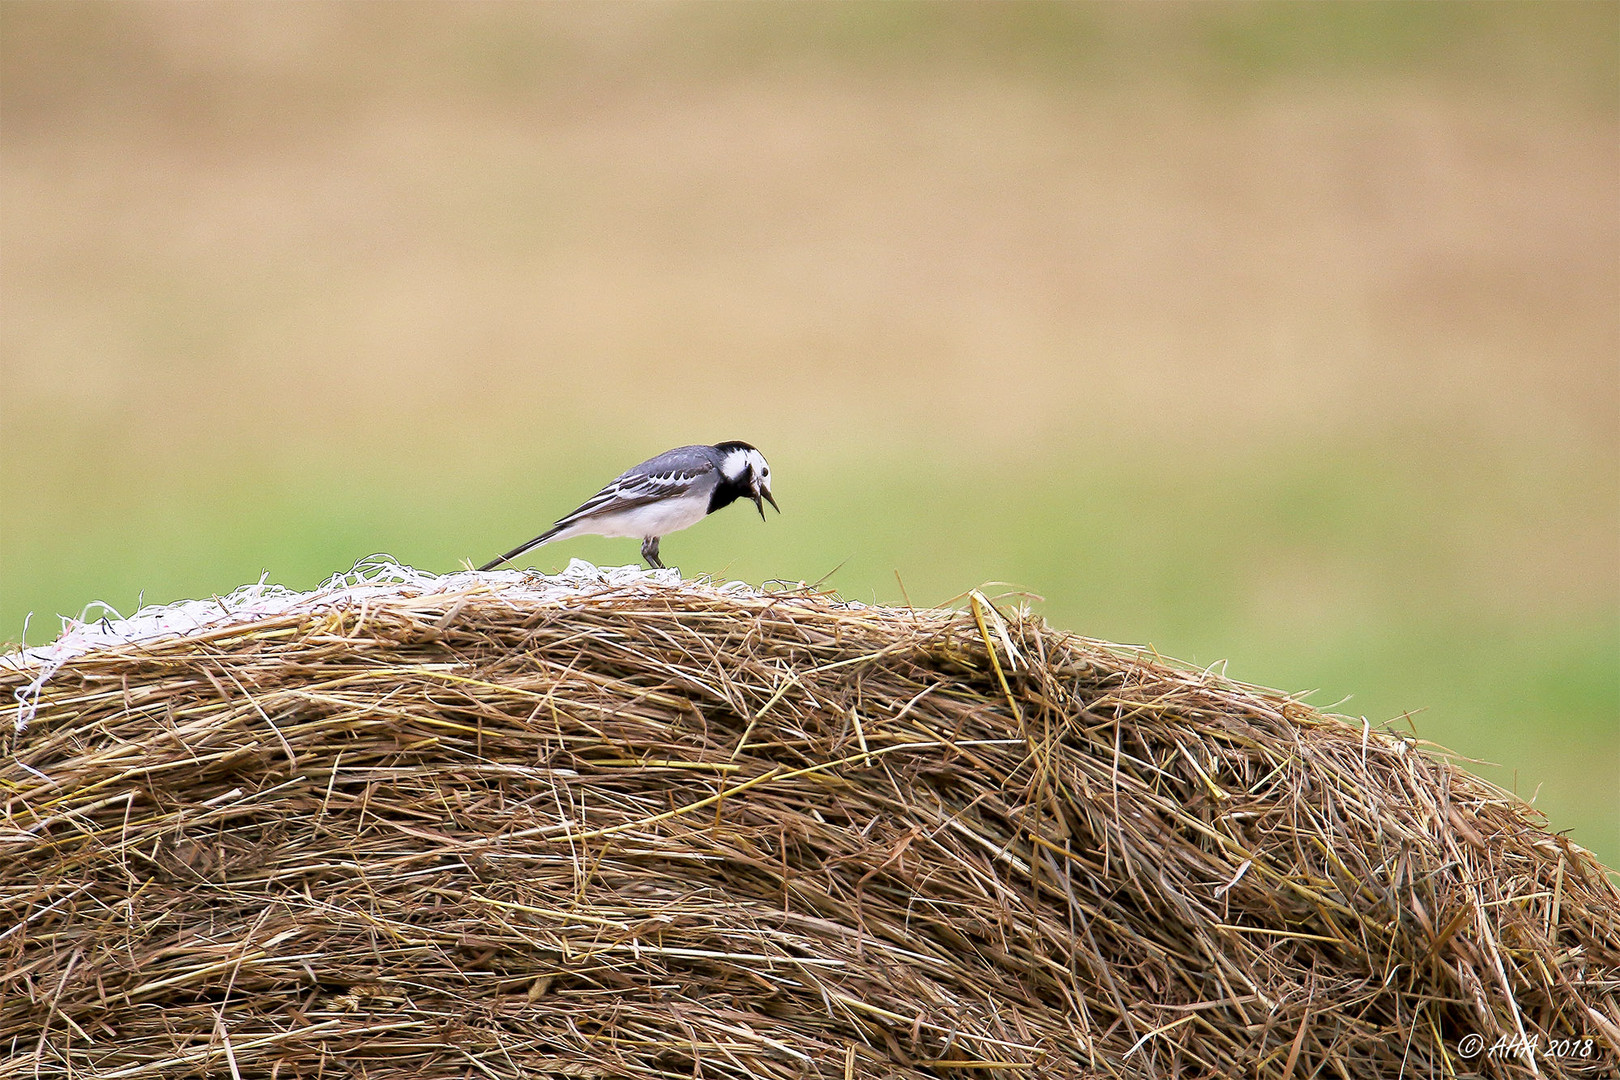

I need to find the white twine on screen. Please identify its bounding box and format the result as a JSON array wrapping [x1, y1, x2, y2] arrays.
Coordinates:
[[3, 556, 724, 733]]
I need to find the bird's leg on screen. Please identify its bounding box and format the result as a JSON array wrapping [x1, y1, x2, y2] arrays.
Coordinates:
[[641, 536, 666, 570]]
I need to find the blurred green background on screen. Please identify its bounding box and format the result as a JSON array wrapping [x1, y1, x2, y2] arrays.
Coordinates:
[[2, 2, 1615, 867]]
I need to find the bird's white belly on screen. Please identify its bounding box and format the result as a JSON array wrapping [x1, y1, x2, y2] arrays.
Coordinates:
[[559, 495, 712, 541]]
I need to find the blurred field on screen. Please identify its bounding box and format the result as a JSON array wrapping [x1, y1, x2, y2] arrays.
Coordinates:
[[2, 3, 1616, 865]]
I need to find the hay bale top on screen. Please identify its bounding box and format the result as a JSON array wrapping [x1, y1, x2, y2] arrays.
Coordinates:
[[4, 560, 1617, 1079], [6, 559, 709, 731]]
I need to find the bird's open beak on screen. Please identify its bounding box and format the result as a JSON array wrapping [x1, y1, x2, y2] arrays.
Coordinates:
[[754, 488, 780, 524]]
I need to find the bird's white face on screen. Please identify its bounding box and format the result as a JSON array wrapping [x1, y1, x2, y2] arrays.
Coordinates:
[[721, 447, 766, 486], [721, 446, 776, 510], [746, 450, 771, 497]]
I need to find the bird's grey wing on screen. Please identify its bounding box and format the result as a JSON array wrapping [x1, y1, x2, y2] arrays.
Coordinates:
[[478, 447, 720, 571], [548, 454, 718, 530]]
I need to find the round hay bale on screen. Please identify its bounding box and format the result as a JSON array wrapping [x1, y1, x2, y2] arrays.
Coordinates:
[[3, 561, 1616, 1079]]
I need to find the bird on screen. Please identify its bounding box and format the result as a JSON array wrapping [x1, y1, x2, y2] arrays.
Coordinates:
[[479, 441, 779, 572]]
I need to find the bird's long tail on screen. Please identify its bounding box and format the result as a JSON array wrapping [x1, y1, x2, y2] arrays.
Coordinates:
[[478, 525, 563, 572]]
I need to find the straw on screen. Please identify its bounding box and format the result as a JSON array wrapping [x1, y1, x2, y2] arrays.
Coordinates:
[[3, 561, 1615, 1078]]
